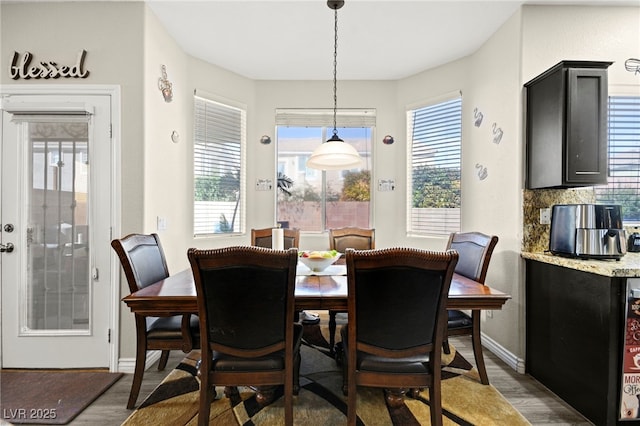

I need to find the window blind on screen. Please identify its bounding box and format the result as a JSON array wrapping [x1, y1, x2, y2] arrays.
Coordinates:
[[407, 96, 462, 236], [595, 96, 640, 222], [275, 108, 376, 127], [193, 96, 245, 235]]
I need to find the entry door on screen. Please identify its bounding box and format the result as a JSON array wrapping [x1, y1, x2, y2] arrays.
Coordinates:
[[1, 93, 112, 368]]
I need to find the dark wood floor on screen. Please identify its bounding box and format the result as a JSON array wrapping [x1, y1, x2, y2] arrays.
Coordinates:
[[64, 334, 592, 426]]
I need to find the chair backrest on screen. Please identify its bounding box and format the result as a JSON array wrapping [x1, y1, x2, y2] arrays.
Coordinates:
[[251, 227, 300, 250], [187, 246, 298, 355], [329, 227, 375, 252], [111, 233, 170, 293], [446, 232, 498, 284], [346, 247, 458, 353]]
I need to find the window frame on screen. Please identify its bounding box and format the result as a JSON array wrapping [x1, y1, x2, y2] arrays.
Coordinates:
[[193, 92, 246, 237], [275, 108, 374, 233], [406, 92, 462, 237], [595, 90, 640, 225]]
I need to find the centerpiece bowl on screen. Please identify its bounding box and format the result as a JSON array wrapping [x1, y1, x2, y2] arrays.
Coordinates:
[[299, 250, 341, 272]]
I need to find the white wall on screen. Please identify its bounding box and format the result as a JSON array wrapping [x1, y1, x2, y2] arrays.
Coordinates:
[[2, 1, 638, 368]]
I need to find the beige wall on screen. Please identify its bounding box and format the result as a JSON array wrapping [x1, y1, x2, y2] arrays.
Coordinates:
[[2, 1, 638, 368]]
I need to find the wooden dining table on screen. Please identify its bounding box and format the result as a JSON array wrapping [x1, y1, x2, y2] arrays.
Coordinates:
[[122, 265, 511, 317]]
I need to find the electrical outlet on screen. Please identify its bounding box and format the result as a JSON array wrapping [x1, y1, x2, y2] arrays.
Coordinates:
[[540, 208, 551, 225]]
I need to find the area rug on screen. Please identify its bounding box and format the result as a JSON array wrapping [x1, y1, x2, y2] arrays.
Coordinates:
[[122, 330, 530, 425], [0, 370, 123, 425]]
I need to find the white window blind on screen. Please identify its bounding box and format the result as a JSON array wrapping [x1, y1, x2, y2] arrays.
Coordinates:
[[193, 95, 245, 236], [595, 95, 640, 222], [407, 95, 462, 236]]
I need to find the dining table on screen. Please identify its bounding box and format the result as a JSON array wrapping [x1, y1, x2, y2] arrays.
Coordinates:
[[122, 262, 511, 319]]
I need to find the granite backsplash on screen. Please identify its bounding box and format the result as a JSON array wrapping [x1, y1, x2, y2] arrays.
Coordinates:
[[522, 187, 596, 253], [522, 188, 639, 253]]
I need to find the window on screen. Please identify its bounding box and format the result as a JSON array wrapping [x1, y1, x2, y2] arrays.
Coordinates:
[[407, 94, 462, 236], [193, 95, 246, 236], [276, 109, 374, 232], [595, 95, 640, 223]]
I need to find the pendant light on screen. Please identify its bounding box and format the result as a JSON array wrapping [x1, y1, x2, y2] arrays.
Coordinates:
[[306, 0, 363, 171]]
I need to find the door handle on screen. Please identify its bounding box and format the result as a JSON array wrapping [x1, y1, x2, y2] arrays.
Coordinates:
[[0, 242, 14, 253]]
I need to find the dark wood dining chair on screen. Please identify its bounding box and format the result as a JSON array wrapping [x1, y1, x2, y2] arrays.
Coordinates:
[[327, 227, 375, 354], [187, 246, 302, 426], [111, 233, 199, 409], [444, 231, 499, 385], [340, 247, 458, 426], [251, 227, 300, 249]]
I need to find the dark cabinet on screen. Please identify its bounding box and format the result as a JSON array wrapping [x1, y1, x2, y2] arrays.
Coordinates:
[[526, 260, 625, 425], [525, 60, 612, 189]]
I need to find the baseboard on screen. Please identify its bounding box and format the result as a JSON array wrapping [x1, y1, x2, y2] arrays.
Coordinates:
[[481, 332, 526, 374], [117, 350, 161, 373]]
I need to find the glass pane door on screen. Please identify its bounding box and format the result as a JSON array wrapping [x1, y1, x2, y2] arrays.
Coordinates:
[[27, 121, 90, 331]]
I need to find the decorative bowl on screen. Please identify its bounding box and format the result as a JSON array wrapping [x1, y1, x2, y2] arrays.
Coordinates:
[[299, 250, 341, 272]]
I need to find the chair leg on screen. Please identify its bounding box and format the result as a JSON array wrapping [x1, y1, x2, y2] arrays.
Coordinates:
[[442, 339, 451, 355], [198, 373, 213, 426], [127, 343, 147, 409], [471, 311, 489, 385], [293, 350, 301, 395], [157, 350, 170, 371], [329, 311, 337, 354], [429, 379, 443, 426]]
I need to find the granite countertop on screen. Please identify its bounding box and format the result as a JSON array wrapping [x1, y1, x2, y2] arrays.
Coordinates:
[[521, 251, 640, 278]]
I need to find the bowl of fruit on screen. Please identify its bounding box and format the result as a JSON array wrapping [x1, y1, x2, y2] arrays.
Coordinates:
[[299, 250, 342, 272]]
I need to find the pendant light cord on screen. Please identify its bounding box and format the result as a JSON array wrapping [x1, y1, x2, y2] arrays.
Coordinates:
[[332, 6, 339, 138]]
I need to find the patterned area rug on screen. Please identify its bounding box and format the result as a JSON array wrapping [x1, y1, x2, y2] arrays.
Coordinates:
[[123, 324, 529, 425]]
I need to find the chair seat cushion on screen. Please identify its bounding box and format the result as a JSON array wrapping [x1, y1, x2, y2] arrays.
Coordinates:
[[447, 309, 472, 329], [340, 326, 430, 374], [147, 315, 199, 340], [212, 323, 302, 372]]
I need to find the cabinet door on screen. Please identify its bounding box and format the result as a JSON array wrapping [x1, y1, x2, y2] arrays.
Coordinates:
[[565, 68, 608, 185]]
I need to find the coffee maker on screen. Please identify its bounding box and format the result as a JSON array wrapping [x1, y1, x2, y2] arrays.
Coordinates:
[[549, 204, 627, 260]]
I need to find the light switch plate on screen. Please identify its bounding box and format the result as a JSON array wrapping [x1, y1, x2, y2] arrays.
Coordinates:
[[378, 179, 395, 192], [256, 179, 273, 191]]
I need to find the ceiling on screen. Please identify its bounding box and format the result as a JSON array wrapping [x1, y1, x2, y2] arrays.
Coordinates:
[[146, 0, 636, 81]]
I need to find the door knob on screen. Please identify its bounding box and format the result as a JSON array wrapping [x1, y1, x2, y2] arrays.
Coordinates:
[[0, 242, 14, 253]]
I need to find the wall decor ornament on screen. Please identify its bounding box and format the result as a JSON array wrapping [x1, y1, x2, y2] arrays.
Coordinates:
[[260, 135, 272, 145], [625, 58, 640, 75], [9, 50, 89, 80], [158, 65, 173, 102], [473, 107, 484, 127], [492, 123, 503, 144], [476, 163, 488, 180]]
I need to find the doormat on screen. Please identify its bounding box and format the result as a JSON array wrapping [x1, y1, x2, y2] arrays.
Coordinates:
[[0, 370, 123, 424]]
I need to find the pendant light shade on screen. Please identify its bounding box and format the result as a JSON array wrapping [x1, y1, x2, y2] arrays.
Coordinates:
[[307, 0, 363, 171]]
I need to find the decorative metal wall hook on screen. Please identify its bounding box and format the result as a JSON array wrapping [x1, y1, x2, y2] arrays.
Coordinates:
[[473, 107, 484, 127], [492, 123, 503, 144], [625, 58, 640, 75], [158, 64, 173, 102]]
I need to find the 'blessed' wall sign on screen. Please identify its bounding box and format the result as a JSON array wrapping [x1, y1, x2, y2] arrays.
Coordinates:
[[10, 50, 90, 80]]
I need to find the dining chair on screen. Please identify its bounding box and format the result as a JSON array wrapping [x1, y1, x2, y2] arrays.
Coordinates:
[[444, 231, 499, 385], [327, 227, 375, 354], [340, 247, 458, 426], [111, 233, 199, 409], [187, 246, 302, 426], [251, 227, 300, 249]]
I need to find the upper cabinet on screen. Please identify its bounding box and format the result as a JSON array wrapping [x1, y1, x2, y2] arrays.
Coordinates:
[[524, 60, 612, 189]]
